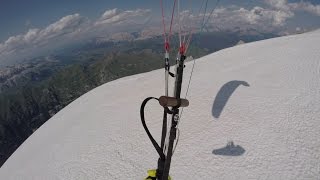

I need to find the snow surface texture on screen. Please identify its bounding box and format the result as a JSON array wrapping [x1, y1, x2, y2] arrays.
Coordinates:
[[1, 30, 320, 180]]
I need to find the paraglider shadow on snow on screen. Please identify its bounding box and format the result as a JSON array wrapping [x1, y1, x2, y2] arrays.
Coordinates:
[[212, 141, 245, 156], [212, 80, 250, 118]]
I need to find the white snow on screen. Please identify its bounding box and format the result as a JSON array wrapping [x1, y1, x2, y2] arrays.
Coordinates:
[[1, 30, 320, 179]]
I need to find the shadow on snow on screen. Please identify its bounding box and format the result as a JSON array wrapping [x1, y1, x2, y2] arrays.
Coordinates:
[[212, 80, 250, 119], [212, 141, 245, 156]]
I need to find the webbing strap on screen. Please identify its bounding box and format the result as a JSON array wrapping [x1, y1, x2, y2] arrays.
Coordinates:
[[140, 97, 166, 160]]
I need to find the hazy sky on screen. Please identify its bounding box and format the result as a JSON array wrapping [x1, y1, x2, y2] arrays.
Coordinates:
[[1, 0, 319, 41], [0, 0, 319, 65], [0, 0, 151, 41]]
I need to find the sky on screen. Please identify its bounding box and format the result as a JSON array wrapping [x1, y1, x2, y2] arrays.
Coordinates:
[[0, 0, 156, 41], [0, 0, 320, 65]]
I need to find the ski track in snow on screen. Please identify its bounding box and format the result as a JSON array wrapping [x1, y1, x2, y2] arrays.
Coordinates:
[[1, 30, 320, 179]]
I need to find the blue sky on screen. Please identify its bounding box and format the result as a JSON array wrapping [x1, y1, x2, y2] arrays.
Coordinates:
[[1, 0, 319, 41], [0, 0, 320, 65]]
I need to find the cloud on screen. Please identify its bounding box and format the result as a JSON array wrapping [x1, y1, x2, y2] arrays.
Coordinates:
[[245, 6, 294, 26], [290, 1, 320, 16], [0, 2, 319, 65], [177, 5, 294, 33], [0, 8, 154, 64], [265, 0, 290, 11], [217, 6, 293, 28], [95, 8, 151, 25], [0, 14, 87, 59], [265, 0, 320, 16], [198, 0, 319, 31], [101, 8, 120, 20], [36, 14, 87, 42]]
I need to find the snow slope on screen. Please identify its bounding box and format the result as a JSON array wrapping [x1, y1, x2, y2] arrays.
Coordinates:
[[1, 30, 320, 179]]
